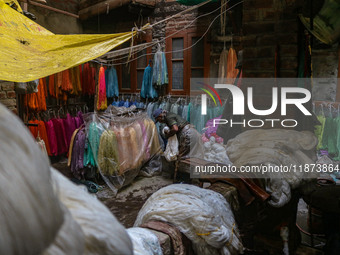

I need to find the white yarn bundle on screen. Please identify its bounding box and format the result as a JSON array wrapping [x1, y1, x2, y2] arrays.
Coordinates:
[[50, 168, 133, 255], [0, 103, 133, 255], [134, 184, 243, 255], [226, 129, 318, 207], [0, 104, 63, 255]]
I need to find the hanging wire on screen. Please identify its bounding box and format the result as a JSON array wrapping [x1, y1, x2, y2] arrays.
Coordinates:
[[95, 0, 231, 64], [92, 0, 243, 66]]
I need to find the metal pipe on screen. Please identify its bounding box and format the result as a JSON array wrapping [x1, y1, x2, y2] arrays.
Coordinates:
[[28, 0, 79, 19]]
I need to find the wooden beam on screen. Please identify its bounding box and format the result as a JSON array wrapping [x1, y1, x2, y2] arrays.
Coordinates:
[[78, 0, 131, 20]]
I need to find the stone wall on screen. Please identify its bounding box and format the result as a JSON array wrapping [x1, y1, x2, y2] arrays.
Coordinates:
[[312, 46, 339, 102], [242, 0, 301, 78], [0, 81, 17, 114]]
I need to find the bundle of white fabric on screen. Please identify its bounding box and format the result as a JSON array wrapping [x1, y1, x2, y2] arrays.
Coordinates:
[[134, 184, 243, 255], [226, 129, 318, 207], [203, 136, 232, 165], [0, 103, 133, 255]]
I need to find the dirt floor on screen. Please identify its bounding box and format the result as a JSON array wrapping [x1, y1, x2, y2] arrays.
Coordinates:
[[52, 158, 173, 228], [96, 175, 172, 228]]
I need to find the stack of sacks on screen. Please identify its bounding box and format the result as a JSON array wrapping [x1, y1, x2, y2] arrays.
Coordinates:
[[134, 184, 244, 255], [226, 129, 319, 207], [202, 136, 232, 165], [0, 103, 133, 255], [127, 227, 163, 255]]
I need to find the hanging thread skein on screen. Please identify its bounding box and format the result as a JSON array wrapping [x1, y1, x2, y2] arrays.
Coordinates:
[[97, 66, 107, 111]]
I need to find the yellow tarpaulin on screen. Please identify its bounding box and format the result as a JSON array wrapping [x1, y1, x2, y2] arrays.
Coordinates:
[[0, 0, 142, 82]]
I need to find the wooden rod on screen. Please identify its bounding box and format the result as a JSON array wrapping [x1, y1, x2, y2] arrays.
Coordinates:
[[79, 0, 131, 20], [28, 0, 79, 19]]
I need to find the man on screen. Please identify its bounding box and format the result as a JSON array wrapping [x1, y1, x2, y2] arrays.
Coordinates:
[[153, 109, 203, 159]]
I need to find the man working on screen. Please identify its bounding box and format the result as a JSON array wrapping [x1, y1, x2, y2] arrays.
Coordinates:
[[153, 109, 203, 159]]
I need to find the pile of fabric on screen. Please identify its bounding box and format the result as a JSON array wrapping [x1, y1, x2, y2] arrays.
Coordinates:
[[226, 129, 319, 207], [135, 184, 243, 255]]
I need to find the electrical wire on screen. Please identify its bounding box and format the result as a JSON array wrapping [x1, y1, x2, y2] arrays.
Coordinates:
[[93, 0, 243, 66], [97, 0, 230, 64]]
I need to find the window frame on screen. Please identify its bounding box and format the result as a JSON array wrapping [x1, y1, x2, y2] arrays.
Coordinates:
[[166, 30, 210, 95], [116, 30, 153, 93]]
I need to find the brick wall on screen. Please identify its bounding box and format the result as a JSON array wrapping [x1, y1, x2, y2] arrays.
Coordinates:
[[0, 81, 17, 114], [241, 0, 316, 130], [242, 0, 302, 78]]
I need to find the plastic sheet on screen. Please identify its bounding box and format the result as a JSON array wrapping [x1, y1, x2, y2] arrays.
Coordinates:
[[134, 184, 243, 255], [127, 227, 163, 255], [164, 134, 179, 162], [83, 110, 162, 194]]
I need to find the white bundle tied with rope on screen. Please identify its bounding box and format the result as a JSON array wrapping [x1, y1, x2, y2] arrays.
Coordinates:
[[0, 103, 133, 255], [134, 184, 243, 255]]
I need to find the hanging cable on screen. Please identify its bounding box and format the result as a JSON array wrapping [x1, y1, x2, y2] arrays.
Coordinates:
[[99, 0, 230, 64], [93, 0, 242, 66], [93, 0, 243, 66]]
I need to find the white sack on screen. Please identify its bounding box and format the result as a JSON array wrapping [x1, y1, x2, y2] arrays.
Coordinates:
[[0, 103, 64, 255], [51, 168, 133, 255], [134, 184, 243, 255], [127, 227, 163, 255]]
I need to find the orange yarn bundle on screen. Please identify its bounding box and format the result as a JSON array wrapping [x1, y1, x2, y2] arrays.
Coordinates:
[[226, 47, 238, 84], [96, 66, 107, 110]]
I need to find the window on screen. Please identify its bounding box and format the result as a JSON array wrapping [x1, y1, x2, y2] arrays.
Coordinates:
[[116, 31, 152, 93], [166, 32, 210, 95]]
